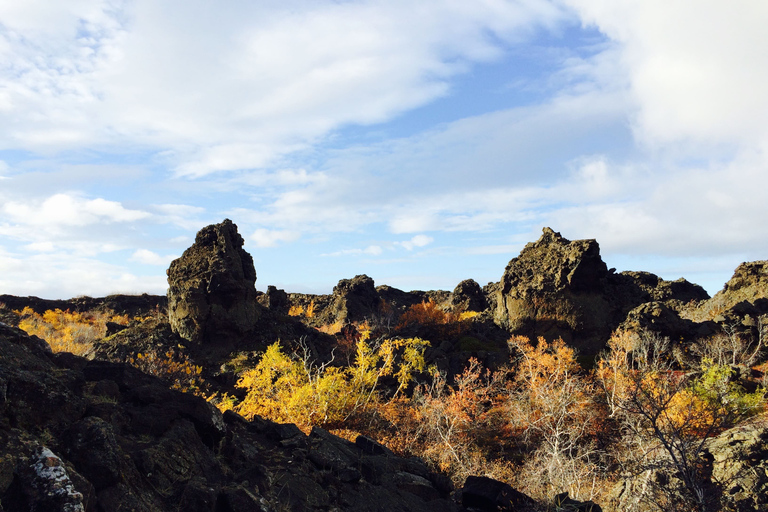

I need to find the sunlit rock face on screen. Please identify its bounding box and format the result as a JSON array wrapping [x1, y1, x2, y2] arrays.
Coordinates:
[[494, 228, 716, 354], [167, 219, 259, 345], [494, 227, 617, 353]]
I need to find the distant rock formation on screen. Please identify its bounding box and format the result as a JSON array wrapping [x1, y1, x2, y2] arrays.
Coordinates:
[[451, 279, 488, 312], [692, 261, 768, 322], [257, 285, 290, 314], [318, 274, 381, 325], [620, 271, 709, 305], [166, 219, 259, 345], [493, 228, 706, 354]]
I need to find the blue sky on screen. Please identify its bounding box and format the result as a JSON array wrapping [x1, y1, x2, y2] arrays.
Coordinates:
[[1, 0, 767, 299]]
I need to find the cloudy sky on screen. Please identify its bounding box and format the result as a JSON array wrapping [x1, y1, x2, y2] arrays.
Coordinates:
[[1, 0, 766, 299]]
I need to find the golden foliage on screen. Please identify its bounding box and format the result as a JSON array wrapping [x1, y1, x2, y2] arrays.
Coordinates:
[[15, 306, 130, 356], [508, 335, 604, 501], [235, 336, 430, 428], [395, 299, 473, 338], [288, 300, 316, 319], [128, 347, 205, 395]]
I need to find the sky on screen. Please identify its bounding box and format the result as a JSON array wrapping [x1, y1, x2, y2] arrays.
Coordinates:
[[1, 0, 767, 299]]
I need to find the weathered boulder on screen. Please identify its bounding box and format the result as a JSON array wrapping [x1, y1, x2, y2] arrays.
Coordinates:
[[714, 261, 768, 305], [318, 274, 381, 325], [620, 271, 709, 305], [451, 279, 488, 312], [706, 422, 768, 512], [618, 301, 713, 342], [605, 421, 768, 512], [167, 219, 259, 345], [689, 261, 768, 324], [460, 475, 534, 511], [257, 285, 289, 314], [495, 228, 643, 353]]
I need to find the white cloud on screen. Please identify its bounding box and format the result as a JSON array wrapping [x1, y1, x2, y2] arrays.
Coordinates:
[[3, 193, 150, 227], [0, 0, 569, 174], [397, 235, 434, 251], [323, 245, 384, 257], [0, 248, 167, 299], [251, 228, 300, 248], [151, 203, 207, 230], [130, 249, 175, 266], [565, 0, 768, 150]]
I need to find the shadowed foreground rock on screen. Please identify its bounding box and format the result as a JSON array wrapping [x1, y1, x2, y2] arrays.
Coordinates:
[[167, 219, 259, 345], [0, 322, 469, 512]]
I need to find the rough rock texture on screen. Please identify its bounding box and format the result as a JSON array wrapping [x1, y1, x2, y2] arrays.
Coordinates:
[[605, 419, 768, 512], [493, 228, 716, 354], [620, 272, 709, 305], [706, 420, 768, 511], [687, 261, 768, 325], [0, 322, 468, 512], [494, 228, 639, 353], [712, 261, 768, 306], [256, 285, 289, 314], [317, 274, 381, 325], [451, 279, 488, 312], [618, 302, 714, 342], [167, 219, 259, 345]]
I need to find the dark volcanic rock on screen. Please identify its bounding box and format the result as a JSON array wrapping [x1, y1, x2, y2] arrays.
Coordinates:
[[493, 228, 716, 354], [606, 420, 768, 512], [318, 274, 381, 324], [0, 317, 461, 512], [451, 279, 488, 312], [460, 475, 534, 511], [619, 302, 712, 342], [167, 219, 259, 345], [693, 261, 768, 322], [494, 228, 642, 353], [621, 271, 709, 305], [706, 420, 768, 511], [257, 285, 289, 314]]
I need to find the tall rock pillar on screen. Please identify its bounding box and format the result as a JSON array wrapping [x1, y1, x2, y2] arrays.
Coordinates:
[[167, 219, 259, 344]]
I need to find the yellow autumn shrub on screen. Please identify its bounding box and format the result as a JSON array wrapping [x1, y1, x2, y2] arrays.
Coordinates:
[[235, 336, 430, 428], [16, 306, 130, 356]]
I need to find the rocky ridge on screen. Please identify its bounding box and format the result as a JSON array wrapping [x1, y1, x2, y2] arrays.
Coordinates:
[[3, 221, 768, 512], [0, 322, 466, 512]]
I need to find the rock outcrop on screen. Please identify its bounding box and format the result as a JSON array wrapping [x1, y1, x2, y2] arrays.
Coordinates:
[[493, 228, 712, 354], [706, 420, 768, 511], [0, 322, 462, 512], [620, 271, 709, 305], [494, 228, 634, 353], [687, 261, 768, 328], [167, 219, 259, 345], [318, 274, 381, 325], [605, 419, 768, 512], [451, 279, 488, 312]]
